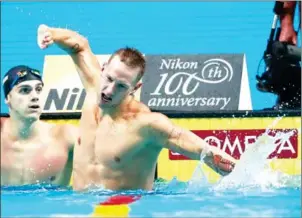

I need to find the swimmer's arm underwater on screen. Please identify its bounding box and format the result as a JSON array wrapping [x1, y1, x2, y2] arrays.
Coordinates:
[[37, 24, 101, 93], [146, 113, 237, 176]]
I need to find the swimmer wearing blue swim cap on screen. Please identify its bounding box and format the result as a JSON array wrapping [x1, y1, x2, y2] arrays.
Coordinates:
[[1, 65, 78, 186], [3, 65, 43, 100], [39, 24, 237, 191]]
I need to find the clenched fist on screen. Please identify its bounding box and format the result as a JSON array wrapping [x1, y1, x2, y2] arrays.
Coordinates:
[[37, 24, 54, 49]]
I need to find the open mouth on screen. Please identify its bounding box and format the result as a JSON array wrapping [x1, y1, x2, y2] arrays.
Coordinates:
[[29, 105, 40, 109], [101, 93, 112, 103]]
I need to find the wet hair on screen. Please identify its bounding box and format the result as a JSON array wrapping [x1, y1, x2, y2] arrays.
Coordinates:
[[108, 47, 146, 81]]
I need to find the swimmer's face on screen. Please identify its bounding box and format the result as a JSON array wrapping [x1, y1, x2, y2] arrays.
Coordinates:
[[6, 80, 44, 120], [100, 56, 142, 107]]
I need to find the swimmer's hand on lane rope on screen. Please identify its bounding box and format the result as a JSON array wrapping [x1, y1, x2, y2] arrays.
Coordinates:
[[201, 146, 236, 176], [37, 24, 54, 49]]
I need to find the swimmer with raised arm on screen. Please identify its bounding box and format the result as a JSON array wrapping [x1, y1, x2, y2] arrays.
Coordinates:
[[38, 24, 237, 191], [1, 65, 78, 186]]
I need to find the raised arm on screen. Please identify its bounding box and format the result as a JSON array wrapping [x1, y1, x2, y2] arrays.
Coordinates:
[[37, 24, 101, 93], [145, 113, 237, 176]]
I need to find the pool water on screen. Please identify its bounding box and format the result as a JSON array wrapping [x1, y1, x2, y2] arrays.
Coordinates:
[[1, 177, 301, 218]]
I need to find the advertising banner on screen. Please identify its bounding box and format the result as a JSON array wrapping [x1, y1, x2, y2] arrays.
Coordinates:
[[141, 54, 252, 112]]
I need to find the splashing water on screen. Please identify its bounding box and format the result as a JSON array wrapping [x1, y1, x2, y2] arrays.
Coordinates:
[[216, 130, 296, 190], [186, 164, 211, 192], [189, 116, 300, 192]]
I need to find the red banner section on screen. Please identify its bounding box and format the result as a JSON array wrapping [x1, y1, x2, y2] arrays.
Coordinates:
[[169, 129, 298, 160]]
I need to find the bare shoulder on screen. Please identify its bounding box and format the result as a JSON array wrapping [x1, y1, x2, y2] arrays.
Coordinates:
[[38, 121, 57, 136], [129, 99, 151, 113], [137, 101, 151, 113], [122, 100, 151, 121], [50, 122, 78, 137], [137, 111, 171, 131], [45, 121, 78, 148], [136, 112, 175, 147], [36, 121, 63, 138]]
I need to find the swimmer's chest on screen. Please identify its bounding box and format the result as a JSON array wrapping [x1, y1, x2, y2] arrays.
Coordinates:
[[94, 119, 148, 165], [1, 136, 68, 176]]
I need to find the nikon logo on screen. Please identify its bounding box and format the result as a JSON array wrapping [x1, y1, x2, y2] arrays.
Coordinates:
[[43, 88, 86, 111]]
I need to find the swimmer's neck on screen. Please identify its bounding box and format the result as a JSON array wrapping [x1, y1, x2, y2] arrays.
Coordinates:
[[8, 113, 40, 140], [100, 95, 134, 119]]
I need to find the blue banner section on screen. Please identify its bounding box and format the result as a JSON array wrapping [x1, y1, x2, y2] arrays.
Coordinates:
[[1, 2, 301, 113]]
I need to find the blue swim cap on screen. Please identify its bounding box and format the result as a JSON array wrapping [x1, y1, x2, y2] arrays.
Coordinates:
[[2, 65, 43, 99]]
